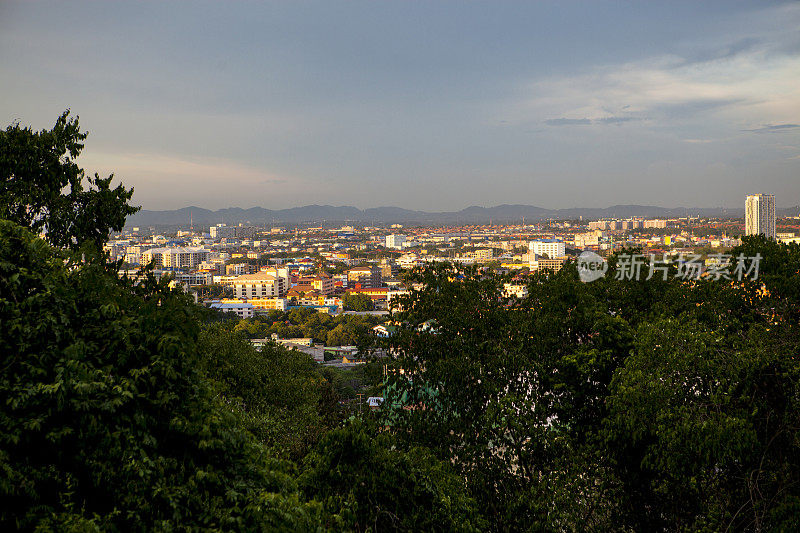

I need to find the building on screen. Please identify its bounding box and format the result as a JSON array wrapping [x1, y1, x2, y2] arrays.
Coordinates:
[[210, 224, 236, 240], [209, 301, 254, 319], [533, 256, 568, 273], [385, 234, 407, 249], [398, 253, 421, 269], [172, 272, 214, 286], [226, 262, 256, 276], [210, 223, 258, 240], [140, 247, 209, 269], [262, 266, 291, 295], [621, 220, 643, 230], [644, 219, 667, 229], [745, 194, 776, 239], [347, 265, 382, 288], [380, 259, 400, 279], [528, 239, 566, 259], [588, 221, 608, 230], [295, 274, 335, 295], [233, 272, 282, 299], [573, 231, 600, 248], [503, 284, 529, 299], [468, 248, 494, 260], [245, 297, 289, 311]]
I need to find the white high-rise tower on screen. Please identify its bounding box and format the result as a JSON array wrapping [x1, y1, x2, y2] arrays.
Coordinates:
[[745, 194, 776, 239]]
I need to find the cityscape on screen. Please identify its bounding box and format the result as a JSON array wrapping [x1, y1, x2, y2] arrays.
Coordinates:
[[2, 1, 800, 531], [109, 194, 796, 331]]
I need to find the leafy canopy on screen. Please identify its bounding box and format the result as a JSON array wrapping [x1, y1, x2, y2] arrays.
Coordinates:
[[0, 110, 138, 251]]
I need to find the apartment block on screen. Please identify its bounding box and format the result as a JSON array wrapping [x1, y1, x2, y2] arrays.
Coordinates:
[[528, 239, 566, 259], [745, 194, 776, 239]]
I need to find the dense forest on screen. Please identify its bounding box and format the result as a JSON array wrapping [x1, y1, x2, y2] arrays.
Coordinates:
[[2, 114, 800, 531]]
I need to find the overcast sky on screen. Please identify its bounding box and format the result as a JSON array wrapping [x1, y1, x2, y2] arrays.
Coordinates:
[[2, 1, 799, 211]]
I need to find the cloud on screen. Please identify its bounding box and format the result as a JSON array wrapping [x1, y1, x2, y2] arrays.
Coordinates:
[[508, 25, 800, 131], [682, 138, 715, 144], [595, 116, 642, 125], [675, 37, 761, 68], [544, 118, 591, 126], [544, 116, 641, 126], [743, 123, 800, 133], [78, 151, 325, 209]]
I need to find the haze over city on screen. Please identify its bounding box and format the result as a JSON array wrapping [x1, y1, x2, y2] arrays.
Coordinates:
[[1, 0, 799, 211]]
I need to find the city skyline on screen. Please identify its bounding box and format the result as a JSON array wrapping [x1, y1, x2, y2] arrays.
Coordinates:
[[2, 1, 799, 211]]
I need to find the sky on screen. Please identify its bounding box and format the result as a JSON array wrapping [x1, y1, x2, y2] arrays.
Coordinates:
[[1, 0, 799, 211]]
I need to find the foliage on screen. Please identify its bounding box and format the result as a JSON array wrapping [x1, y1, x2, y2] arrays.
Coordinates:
[[380, 240, 800, 531], [0, 221, 320, 530], [604, 317, 800, 531], [197, 325, 338, 460], [231, 310, 381, 346], [343, 292, 374, 311], [0, 111, 139, 252], [299, 419, 484, 532], [195, 283, 231, 300]]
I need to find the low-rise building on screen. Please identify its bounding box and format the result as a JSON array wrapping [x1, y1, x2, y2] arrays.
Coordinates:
[[502, 283, 529, 298], [233, 272, 281, 299], [295, 274, 335, 295], [347, 265, 382, 288], [209, 301, 254, 319]]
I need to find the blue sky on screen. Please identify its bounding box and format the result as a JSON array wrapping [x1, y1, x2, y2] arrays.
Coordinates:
[[1, 1, 798, 211]]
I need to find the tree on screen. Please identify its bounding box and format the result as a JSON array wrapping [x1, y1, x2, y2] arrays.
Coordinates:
[[0, 110, 138, 251], [604, 317, 800, 531], [0, 221, 321, 530], [299, 420, 484, 532], [343, 292, 374, 311], [198, 325, 337, 460]]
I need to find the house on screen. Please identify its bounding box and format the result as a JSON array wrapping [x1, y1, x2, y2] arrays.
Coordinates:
[[373, 324, 398, 337]]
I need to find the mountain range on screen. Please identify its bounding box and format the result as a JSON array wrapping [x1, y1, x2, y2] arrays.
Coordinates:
[[125, 204, 800, 228]]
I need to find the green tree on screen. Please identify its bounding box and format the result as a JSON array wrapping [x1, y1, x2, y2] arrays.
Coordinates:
[[0, 221, 320, 530], [0, 111, 139, 251], [343, 292, 374, 311], [198, 325, 337, 460], [299, 420, 484, 532], [604, 317, 800, 531]]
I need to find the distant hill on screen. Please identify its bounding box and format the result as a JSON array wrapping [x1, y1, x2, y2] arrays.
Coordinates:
[[125, 204, 800, 228]]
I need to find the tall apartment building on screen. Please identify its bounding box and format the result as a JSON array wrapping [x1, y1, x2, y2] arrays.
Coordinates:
[[745, 194, 776, 239], [141, 247, 209, 269], [385, 234, 407, 249], [621, 220, 642, 230], [210, 224, 258, 240], [528, 239, 565, 259]]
